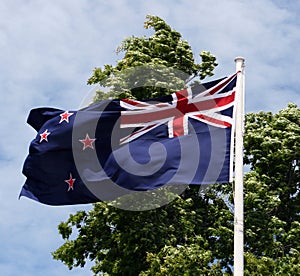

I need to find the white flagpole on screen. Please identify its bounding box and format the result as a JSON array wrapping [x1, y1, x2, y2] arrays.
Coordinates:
[[234, 57, 245, 276]]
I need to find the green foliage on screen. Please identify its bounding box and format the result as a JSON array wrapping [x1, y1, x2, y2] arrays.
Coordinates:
[[243, 103, 300, 274], [244, 250, 300, 275], [52, 14, 300, 275], [53, 186, 234, 275], [87, 14, 217, 101], [140, 244, 225, 276]]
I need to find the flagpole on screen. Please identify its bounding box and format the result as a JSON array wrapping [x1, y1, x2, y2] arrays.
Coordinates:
[[234, 57, 245, 276]]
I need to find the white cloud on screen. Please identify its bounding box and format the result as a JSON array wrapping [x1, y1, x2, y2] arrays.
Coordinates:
[[0, 0, 300, 275]]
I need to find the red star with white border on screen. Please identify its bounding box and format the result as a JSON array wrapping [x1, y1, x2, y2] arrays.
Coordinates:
[[59, 111, 74, 124], [79, 133, 96, 150], [39, 129, 50, 143], [65, 173, 76, 191]]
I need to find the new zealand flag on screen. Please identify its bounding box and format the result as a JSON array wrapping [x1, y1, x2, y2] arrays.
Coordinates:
[[20, 73, 237, 205]]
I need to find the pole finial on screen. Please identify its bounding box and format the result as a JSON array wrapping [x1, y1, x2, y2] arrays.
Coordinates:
[[234, 56, 245, 63], [235, 57, 245, 70], [235, 57, 245, 73]]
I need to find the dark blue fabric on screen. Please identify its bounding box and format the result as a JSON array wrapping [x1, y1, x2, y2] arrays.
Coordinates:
[[20, 76, 236, 205]]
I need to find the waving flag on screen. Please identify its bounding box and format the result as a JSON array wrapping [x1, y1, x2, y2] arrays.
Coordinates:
[[20, 73, 238, 205]]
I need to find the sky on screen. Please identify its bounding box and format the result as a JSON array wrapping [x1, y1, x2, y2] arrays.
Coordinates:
[[0, 0, 300, 275]]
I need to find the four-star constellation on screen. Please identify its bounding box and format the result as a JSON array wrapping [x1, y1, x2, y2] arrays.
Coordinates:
[[39, 111, 96, 192]]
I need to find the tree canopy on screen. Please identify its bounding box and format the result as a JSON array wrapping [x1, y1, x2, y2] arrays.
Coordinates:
[[87, 14, 217, 101], [52, 15, 300, 275], [243, 104, 300, 275]]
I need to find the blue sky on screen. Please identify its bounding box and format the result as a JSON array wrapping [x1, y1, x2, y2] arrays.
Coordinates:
[[1, 0, 300, 275]]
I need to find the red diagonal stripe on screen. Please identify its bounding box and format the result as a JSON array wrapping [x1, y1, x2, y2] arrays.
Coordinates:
[[206, 73, 237, 95], [122, 98, 150, 107], [194, 114, 232, 127]]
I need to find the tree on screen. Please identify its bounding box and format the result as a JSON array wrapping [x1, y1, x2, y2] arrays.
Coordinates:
[[52, 15, 300, 275], [243, 103, 300, 275], [53, 15, 230, 275], [87, 15, 217, 101], [53, 186, 234, 275]]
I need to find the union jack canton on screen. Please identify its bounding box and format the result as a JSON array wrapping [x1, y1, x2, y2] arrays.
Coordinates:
[[120, 73, 237, 144]]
